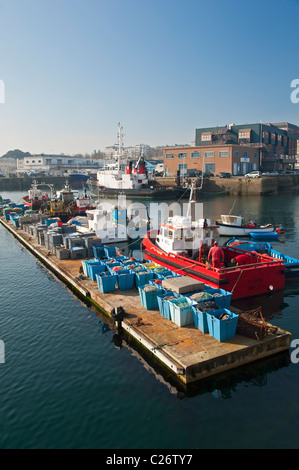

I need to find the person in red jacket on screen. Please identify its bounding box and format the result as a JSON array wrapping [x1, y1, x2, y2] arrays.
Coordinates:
[[231, 253, 253, 266], [208, 241, 225, 268]]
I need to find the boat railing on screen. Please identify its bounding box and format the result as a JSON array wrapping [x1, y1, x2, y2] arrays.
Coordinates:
[[146, 230, 285, 274]]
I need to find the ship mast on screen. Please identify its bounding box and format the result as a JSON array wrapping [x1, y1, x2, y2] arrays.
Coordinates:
[[186, 182, 196, 218], [116, 122, 124, 170]]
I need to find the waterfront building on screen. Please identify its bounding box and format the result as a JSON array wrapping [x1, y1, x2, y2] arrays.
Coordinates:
[[163, 122, 298, 176], [163, 142, 259, 177], [16, 154, 101, 176]]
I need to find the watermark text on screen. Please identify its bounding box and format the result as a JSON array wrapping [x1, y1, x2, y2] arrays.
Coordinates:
[[290, 79, 299, 104]]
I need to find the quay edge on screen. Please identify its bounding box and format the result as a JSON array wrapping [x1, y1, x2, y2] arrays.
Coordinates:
[[0, 216, 292, 386]]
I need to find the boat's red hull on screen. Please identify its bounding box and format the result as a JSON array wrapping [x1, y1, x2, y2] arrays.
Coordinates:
[[22, 195, 49, 209], [142, 232, 285, 300]]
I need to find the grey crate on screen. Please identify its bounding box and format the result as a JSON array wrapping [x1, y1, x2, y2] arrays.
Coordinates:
[[56, 247, 70, 260], [70, 247, 87, 260]]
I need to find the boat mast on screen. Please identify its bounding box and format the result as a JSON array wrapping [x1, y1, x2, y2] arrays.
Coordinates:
[[186, 182, 196, 218], [117, 122, 124, 171]]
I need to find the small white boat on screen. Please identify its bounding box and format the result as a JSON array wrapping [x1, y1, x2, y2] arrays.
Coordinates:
[[216, 214, 274, 236]]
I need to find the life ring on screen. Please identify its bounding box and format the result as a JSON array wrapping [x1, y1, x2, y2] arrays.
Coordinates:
[[110, 306, 126, 322]]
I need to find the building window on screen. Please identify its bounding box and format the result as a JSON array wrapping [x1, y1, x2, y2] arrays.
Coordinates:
[[191, 152, 200, 158], [253, 152, 258, 158], [243, 152, 248, 158], [177, 153, 187, 159], [204, 151, 215, 158], [165, 153, 174, 159], [201, 133, 212, 142], [219, 150, 229, 157], [238, 129, 251, 141], [233, 151, 239, 157]]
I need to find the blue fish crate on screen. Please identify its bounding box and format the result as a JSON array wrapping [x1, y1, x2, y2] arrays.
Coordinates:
[[168, 297, 194, 327], [138, 285, 163, 310], [134, 270, 154, 288], [103, 245, 117, 257], [87, 263, 107, 281], [106, 262, 123, 274], [114, 255, 129, 263], [81, 259, 102, 277], [205, 286, 232, 309], [157, 290, 178, 320], [152, 267, 173, 279], [191, 306, 209, 333], [206, 309, 238, 342], [116, 271, 135, 290], [92, 245, 105, 259], [96, 272, 117, 293]]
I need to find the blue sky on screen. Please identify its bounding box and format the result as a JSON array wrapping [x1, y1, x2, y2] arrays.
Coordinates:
[[0, 0, 298, 156]]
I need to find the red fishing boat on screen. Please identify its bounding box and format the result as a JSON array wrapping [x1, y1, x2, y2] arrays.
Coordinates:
[[141, 188, 285, 300], [22, 180, 50, 210]]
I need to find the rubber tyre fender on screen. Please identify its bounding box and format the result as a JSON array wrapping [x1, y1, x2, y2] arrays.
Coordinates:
[[110, 306, 126, 322]]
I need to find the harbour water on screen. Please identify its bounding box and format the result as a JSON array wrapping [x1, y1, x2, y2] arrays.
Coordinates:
[[1, 189, 299, 449]]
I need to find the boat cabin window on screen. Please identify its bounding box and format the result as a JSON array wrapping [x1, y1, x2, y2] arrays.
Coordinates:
[[223, 215, 237, 224], [168, 230, 173, 240], [174, 229, 182, 240], [184, 229, 193, 241]]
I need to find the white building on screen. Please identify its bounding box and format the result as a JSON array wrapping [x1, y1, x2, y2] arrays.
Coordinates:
[[16, 154, 101, 175]]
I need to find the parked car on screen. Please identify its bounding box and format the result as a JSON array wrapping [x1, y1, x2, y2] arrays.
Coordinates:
[[186, 169, 202, 177], [218, 172, 231, 178], [245, 171, 261, 178]]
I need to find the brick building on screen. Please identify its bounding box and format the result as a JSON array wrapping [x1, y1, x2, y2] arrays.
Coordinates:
[[163, 122, 298, 176], [163, 143, 259, 177]]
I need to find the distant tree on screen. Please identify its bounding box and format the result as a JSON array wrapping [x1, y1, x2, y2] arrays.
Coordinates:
[[1, 149, 31, 159]]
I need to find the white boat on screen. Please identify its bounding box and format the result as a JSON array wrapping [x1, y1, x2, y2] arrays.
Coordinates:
[[87, 123, 187, 199], [85, 199, 150, 244], [85, 203, 128, 244], [216, 214, 274, 236]]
